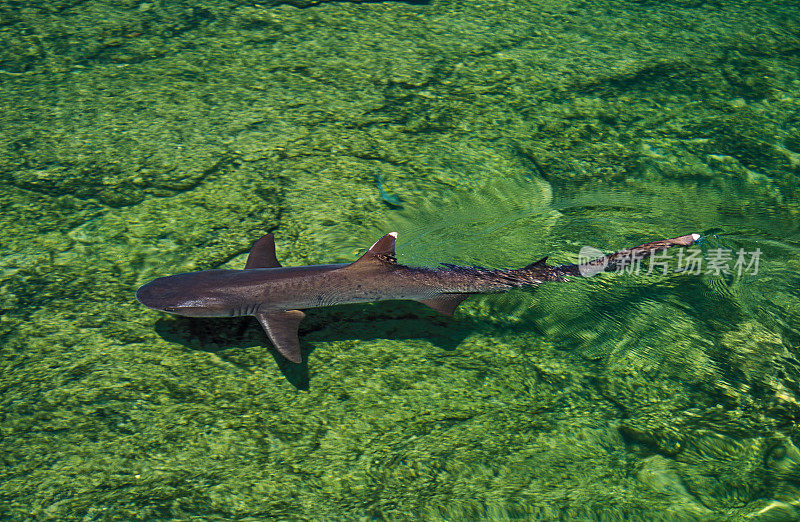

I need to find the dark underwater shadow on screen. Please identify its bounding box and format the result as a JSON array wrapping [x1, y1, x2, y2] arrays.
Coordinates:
[[153, 300, 471, 390], [154, 315, 314, 389]]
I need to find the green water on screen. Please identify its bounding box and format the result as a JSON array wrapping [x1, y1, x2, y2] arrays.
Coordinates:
[[1, 0, 799, 519]]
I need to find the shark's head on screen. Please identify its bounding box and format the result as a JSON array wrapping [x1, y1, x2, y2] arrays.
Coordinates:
[[136, 271, 236, 317]]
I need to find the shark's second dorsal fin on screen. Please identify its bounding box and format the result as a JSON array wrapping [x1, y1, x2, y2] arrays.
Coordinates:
[[256, 310, 305, 363], [245, 233, 282, 269], [524, 256, 548, 270], [350, 232, 398, 267]]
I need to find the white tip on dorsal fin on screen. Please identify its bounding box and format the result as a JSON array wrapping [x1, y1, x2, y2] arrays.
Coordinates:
[[351, 232, 398, 266], [368, 232, 397, 255]]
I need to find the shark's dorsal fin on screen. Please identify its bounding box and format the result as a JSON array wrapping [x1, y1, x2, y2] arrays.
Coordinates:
[[256, 310, 305, 363], [350, 232, 398, 267], [524, 256, 548, 270], [245, 233, 282, 269], [417, 293, 471, 316]]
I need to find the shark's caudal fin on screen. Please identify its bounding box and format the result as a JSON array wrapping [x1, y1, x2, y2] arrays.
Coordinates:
[[553, 233, 701, 278]]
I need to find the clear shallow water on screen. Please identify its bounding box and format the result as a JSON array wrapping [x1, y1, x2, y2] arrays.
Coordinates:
[[1, 0, 800, 519]]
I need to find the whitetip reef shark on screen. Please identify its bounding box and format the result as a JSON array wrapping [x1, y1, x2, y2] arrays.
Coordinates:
[[137, 232, 700, 363]]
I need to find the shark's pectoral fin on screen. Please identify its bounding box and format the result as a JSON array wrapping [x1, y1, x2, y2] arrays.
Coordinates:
[[245, 233, 282, 269], [256, 310, 305, 363], [417, 293, 471, 317]]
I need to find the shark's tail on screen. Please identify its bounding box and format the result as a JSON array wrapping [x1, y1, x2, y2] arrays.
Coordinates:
[[415, 233, 701, 316], [550, 233, 701, 279]]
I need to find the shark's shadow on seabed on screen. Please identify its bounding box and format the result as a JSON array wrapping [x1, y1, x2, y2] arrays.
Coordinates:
[[153, 301, 473, 390]]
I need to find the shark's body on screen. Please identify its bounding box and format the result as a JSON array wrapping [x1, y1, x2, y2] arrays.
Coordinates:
[[137, 232, 700, 362]]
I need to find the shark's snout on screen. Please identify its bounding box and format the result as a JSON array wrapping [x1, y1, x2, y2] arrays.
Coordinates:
[[136, 275, 204, 313], [136, 278, 175, 311], [136, 272, 236, 317]]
